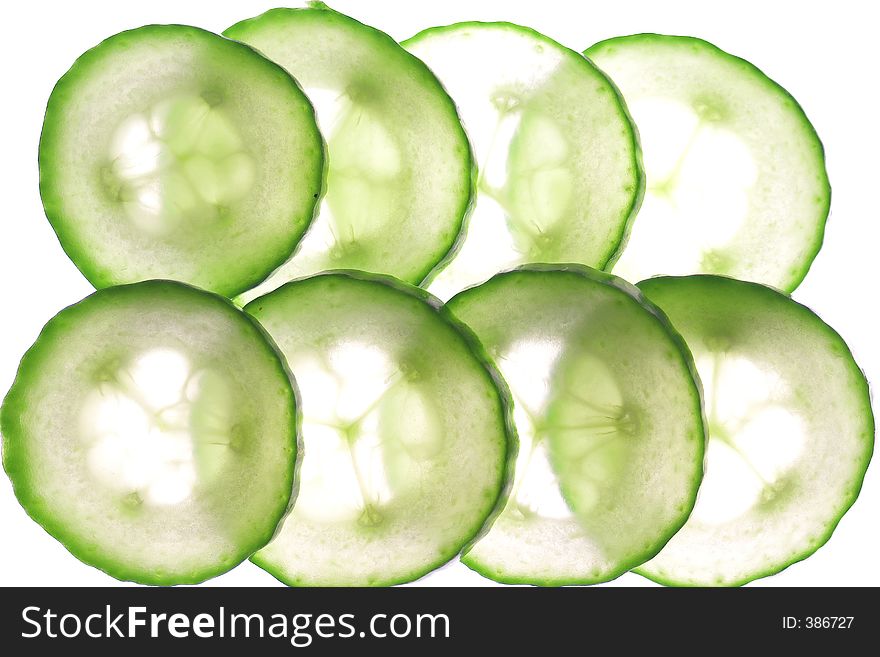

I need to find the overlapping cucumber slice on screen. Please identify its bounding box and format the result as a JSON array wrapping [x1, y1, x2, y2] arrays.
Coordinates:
[[447, 266, 704, 584], [38, 25, 324, 297], [226, 4, 473, 302], [635, 275, 873, 586], [587, 35, 830, 291], [404, 23, 643, 299], [10, 7, 868, 591], [1, 281, 298, 584], [245, 272, 512, 586]]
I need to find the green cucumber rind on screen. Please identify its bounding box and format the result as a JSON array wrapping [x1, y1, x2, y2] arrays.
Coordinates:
[[585, 34, 830, 292], [39, 24, 327, 298], [244, 269, 517, 587], [225, 4, 476, 287], [450, 263, 707, 586], [403, 22, 645, 274], [633, 274, 873, 587], [419, 147, 478, 288], [1, 280, 301, 585]]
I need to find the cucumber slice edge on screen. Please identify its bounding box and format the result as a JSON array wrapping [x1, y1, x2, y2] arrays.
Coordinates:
[[39, 24, 328, 298], [633, 274, 873, 587], [225, 4, 477, 288], [244, 269, 518, 586], [1, 279, 301, 585], [586, 33, 830, 292], [453, 263, 707, 586], [403, 21, 646, 275]]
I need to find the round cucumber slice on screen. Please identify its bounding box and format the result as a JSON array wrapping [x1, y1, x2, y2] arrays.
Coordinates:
[[636, 276, 873, 586], [404, 23, 643, 300], [1, 281, 298, 585], [447, 265, 704, 585], [586, 35, 830, 292], [39, 25, 324, 298], [244, 271, 512, 586], [226, 4, 473, 302]]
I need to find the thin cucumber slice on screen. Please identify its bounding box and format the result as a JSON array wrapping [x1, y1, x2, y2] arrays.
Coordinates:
[[447, 265, 704, 585], [245, 271, 512, 586], [586, 35, 830, 292], [39, 25, 324, 298], [226, 4, 473, 302], [636, 276, 873, 586], [404, 23, 643, 300], [1, 281, 298, 585]]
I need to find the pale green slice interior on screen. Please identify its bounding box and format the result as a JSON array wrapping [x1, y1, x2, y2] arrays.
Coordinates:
[[226, 5, 473, 302], [636, 276, 873, 586], [405, 23, 642, 300], [447, 266, 704, 585], [1, 281, 297, 585], [586, 35, 829, 292], [245, 272, 511, 586], [106, 95, 257, 237], [39, 24, 324, 297]]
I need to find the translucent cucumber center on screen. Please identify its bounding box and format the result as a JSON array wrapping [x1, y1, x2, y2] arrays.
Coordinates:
[[79, 349, 233, 507], [427, 90, 573, 300], [492, 334, 639, 532], [494, 339, 572, 520], [544, 351, 635, 515], [291, 342, 440, 528], [503, 113, 573, 254], [612, 97, 758, 280], [294, 88, 403, 265], [689, 354, 805, 524], [104, 94, 255, 235]]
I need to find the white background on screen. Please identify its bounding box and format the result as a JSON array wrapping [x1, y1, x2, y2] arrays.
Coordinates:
[[0, 0, 877, 587]]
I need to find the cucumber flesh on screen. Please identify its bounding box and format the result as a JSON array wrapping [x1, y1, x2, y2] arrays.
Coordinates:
[[636, 276, 873, 586], [404, 23, 643, 300], [447, 265, 704, 585], [226, 4, 473, 302], [39, 25, 324, 298], [1, 281, 298, 585], [586, 35, 830, 292], [245, 272, 512, 586]]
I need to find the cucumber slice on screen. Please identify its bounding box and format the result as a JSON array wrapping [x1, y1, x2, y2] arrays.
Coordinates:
[[1, 281, 298, 585], [244, 271, 512, 586], [636, 276, 873, 586], [39, 25, 324, 298], [404, 23, 643, 300], [226, 4, 473, 302], [447, 265, 704, 585], [586, 35, 830, 292]]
